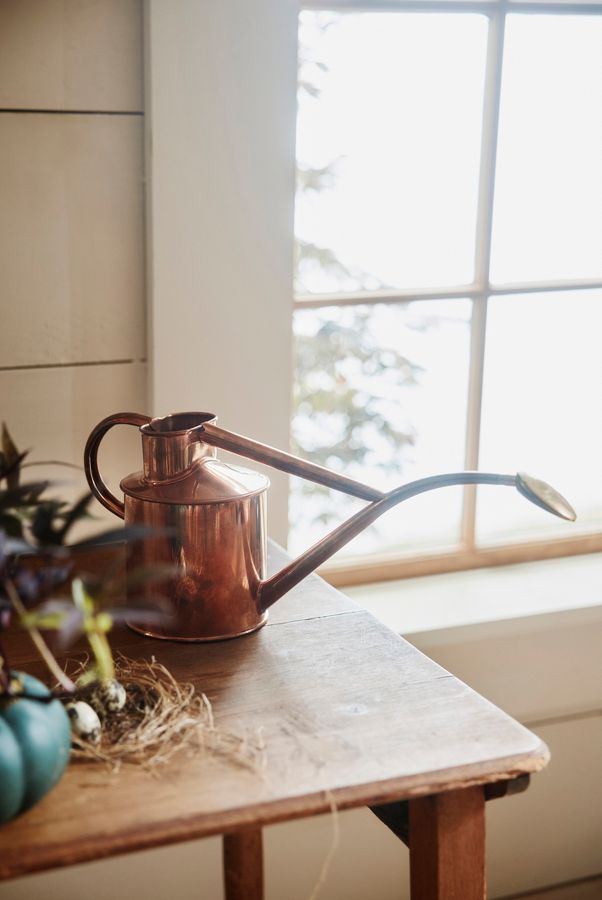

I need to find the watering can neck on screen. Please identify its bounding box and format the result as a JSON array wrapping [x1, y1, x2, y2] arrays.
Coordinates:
[[190, 419, 576, 609], [141, 412, 218, 481]]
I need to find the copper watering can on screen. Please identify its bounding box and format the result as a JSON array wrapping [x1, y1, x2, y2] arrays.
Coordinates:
[[84, 411, 576, 642]]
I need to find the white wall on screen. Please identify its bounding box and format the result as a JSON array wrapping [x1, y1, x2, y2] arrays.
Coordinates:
[[0, 0, 297, 539], [145, 0, 298, 542], [0, 0, 147, 529]]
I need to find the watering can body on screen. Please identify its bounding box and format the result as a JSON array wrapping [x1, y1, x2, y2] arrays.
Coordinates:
[[122, 464, 269, 641], [84, 411, 576, 642], [85, 413, 272, 640]]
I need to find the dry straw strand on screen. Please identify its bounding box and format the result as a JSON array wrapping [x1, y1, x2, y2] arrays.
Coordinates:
[[307, 790, 340, 900]]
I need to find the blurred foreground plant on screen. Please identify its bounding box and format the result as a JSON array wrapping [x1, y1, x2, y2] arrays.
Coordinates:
[[0, 423, 170, 698]]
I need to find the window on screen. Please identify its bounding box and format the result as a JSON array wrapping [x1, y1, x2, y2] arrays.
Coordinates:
[[291, 1, 602, 584]]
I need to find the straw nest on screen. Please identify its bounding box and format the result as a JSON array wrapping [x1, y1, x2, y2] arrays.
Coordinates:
[[66, 653, 265, 774]]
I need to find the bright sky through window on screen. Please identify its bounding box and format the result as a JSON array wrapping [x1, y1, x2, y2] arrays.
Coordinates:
[[295, 12, 488, 293], [291, 9, 602, 566]]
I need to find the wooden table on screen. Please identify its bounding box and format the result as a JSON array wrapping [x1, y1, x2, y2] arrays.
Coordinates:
[[1, 546, 549, 898]]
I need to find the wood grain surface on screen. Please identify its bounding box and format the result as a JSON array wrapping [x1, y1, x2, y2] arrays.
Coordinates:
[[0, 546, 549, 879]]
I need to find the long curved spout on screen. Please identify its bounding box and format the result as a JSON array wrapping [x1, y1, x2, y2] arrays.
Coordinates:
[[259, 471, 576, 610]]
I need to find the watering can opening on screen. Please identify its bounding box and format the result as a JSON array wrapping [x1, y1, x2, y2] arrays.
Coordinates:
[[144, 412, 217, 434]]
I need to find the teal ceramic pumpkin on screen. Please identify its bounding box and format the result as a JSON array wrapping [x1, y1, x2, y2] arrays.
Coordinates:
[[0, 672, 71, 824]]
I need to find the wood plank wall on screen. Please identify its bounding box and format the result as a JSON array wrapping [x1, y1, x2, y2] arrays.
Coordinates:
[[0, 0, 147, 533]]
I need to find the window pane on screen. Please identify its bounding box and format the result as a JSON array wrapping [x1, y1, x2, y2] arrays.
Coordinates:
[[490, 16, 602, 283], [295, 12, 488, 294], [477, 290, 602, 545], [289, 300, 471, 560]]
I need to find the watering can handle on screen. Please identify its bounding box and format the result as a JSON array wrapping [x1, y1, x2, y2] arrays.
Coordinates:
[[84, 412, 151, 519]]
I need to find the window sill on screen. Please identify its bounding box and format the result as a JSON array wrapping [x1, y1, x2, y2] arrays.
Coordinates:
[[343, 552, 602, 636]]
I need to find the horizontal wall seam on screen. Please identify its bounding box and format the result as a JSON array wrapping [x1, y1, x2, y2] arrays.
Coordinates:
[[0, 109, 143, 116], [0, 359, 146, 372]]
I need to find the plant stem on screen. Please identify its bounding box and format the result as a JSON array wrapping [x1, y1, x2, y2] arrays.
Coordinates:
[[71, 579, 116, 684], [5, 579, 76, 693], [87, 627, 115, 683], [0, 632, 11, 692]]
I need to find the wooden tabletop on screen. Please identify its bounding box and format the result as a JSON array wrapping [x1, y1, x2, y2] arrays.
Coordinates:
[[1, 545, 548, 880]]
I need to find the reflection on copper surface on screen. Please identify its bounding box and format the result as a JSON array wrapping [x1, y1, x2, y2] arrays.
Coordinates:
[[125, 495, 267, 641]]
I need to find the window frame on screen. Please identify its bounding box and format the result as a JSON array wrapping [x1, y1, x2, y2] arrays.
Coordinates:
[[295, 0, 602, 587]]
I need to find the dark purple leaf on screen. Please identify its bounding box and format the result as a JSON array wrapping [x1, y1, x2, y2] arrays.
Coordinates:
[[0, 513, 24, 538], [0, 450, 28, 489], [8, 568, 39, 603], [59, 492, 95, 542], [0, 481, 49, 509], [31, 503, 61, 544], [1, 423, 25, 490], [1, 535, 31, 558], [7, 562, 72, 604]]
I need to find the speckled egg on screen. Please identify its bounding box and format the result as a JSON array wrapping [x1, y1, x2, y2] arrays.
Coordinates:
[[65, 701, 101, 744], [89, 679, 127, 715]]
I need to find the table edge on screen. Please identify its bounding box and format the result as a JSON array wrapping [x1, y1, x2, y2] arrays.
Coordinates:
[[0, 739, 549, 882]]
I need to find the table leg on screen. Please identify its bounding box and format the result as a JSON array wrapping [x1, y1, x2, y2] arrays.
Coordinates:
[[408, 786, 486, 900], [223, 828, 264, 900]]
